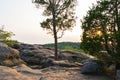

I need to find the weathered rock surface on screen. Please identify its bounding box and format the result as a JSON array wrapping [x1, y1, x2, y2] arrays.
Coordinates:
[[0, 42, 24, 66], [13, 43, 90, 68], [81, 60, 102, 74], [0, 42, 113, 80], [14, 43, 54, 65], [0, 65, 37, 80], [0, 65, 113, 80], [59, 50, 90, 61]]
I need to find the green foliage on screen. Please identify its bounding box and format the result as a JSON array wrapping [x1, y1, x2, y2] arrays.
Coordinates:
[[81, 0, 120, 69], [43, 42, 80, 49], [34, 0, 77, 38], [0, 29, 14, 40], [0, 26, 18, 46], [3, 40, 18, 47], [81, 32, 104, 55], [43, 42, 84, 53], [63, 46, 84, 53], [81, 0, 120, 56]]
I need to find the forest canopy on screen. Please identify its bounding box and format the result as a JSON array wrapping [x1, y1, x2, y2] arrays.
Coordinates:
[[81, 0, 120, 65]]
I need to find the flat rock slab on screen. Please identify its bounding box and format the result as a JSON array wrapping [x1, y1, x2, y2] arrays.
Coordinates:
[[0, 65, 113, 80], [0, 65, 37, 80], [40, 66, 113, 80]]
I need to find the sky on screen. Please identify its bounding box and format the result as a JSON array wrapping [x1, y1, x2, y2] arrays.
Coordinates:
[[0, 0, 97, 44]]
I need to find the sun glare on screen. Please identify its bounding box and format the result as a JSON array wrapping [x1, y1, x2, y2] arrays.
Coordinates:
[[96, 30, 102, 36]]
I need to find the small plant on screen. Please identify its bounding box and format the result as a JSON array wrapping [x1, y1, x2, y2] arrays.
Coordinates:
[[0, 25, 18, 46]]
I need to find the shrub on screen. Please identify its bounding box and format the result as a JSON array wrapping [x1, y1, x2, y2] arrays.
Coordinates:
[[0, 26, 18, 46]]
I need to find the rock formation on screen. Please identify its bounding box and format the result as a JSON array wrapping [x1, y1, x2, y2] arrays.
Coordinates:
[[0, 42, 25, 66]]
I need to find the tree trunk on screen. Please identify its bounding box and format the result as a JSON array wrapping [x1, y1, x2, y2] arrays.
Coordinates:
[[115, 0, 120, 55], [104, 36, 109, 53], [53, 18, 58, 60], [113, 1, 120, 77], [54, 30, 58, 60], [52, 2, 58, 60], [115, 0, 120, 69], [102, 22, 110, 54]]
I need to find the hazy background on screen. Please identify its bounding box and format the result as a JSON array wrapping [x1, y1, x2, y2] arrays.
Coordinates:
[[0, 0, 97, 44]]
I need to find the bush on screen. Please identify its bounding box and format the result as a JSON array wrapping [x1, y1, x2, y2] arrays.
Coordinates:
[[3, 40, 18, 47], [97, 51, 114, 64], [0, 26, 18, 46]]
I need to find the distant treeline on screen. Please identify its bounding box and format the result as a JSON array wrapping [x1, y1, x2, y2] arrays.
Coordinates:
[[43, 42, 80, 50]]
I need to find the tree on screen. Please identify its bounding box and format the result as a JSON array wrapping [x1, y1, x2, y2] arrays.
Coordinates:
[[81, 0, 120, 67], [81, 0, 108, 55], [33, 0, 77, 60]]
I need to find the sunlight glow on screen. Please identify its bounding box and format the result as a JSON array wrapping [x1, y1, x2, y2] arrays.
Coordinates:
[[96, 30, 102, 36]]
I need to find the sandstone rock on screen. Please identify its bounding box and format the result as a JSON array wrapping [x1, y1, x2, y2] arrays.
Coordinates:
[[0, 65, 37, 80], [0, 42, 25, 66], [59, 50, 90, 62], [15, 43, 54, 66], [0, 64, 113, 80], [40, 58, 54, 68], [20, 49, 54, 65], [13, 64, 42, 75], [81, 60, 102, 74], [53, 60, 81, 67], [14, 43, 91, 68]]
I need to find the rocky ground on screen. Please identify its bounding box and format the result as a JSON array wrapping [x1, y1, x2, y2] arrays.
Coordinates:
[[0, 42, 114, 80], [0, 64, 113, 80], [39, 66, 113, 80]]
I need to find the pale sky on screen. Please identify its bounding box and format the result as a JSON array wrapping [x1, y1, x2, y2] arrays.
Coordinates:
[[0, 0, 97, 44]]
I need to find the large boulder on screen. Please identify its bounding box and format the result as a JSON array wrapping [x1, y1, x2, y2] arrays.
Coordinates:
[[13, 43, 55, 66], [81, 60, 102, 74], [0, 42, 25, 66]]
